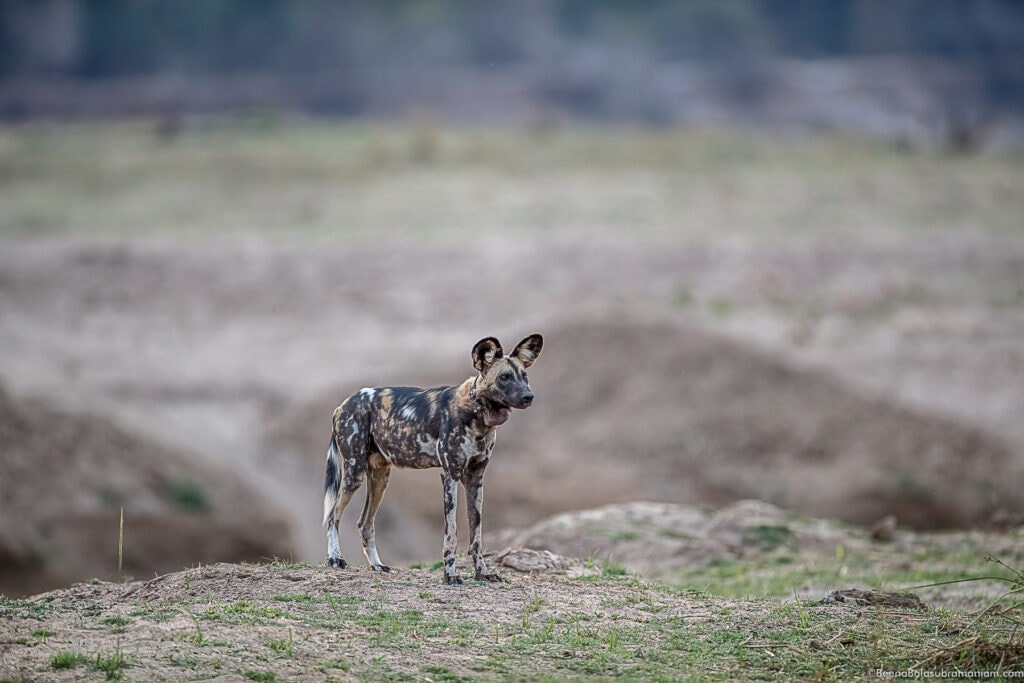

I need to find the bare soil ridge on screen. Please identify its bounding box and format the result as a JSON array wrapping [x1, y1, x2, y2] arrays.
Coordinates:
[[0, 384, 293, 597], [2, 499, 1022, 682]]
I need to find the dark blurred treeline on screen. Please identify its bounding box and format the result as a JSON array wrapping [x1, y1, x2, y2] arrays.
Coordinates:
[[3, 0, 1022, 76], [1, 0, 1022, 128]]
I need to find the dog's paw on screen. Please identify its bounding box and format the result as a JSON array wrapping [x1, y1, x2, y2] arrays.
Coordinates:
[[443, 574, 465, 586], [475, 572, 505, 583], [371, 564, 391, 573], [327, 557, 347, 569]]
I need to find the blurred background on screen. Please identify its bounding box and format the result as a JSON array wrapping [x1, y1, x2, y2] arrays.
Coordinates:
[[1, 0, 1023, 596], [2, 0, 1024, 139]]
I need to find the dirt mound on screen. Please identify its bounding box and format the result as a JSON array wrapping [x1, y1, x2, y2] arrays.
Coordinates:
[[489, 500, 1024, 608], [0, 385, 294, 597], [272, 318, 1022, 551], [496, 319, 1022, 530], [0, 561, 717, 682], [492, 500, 867, 575], [3, 552, 1020, 681]]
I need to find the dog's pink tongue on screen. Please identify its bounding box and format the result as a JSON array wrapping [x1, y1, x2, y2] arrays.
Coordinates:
[[485, 406, 511, 426]]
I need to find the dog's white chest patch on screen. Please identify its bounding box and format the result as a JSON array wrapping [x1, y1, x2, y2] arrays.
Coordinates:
[[459, 432, 495, 463]]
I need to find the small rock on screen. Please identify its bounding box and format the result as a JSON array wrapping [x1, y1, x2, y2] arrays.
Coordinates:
[[495, 546, 576, 573], [988, 508, 1024, 530], [822, 588, 926, 611], [870, 515, 898, 542]]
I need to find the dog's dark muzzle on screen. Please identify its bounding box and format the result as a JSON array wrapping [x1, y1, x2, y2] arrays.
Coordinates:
[[518, 392, 534, 408]]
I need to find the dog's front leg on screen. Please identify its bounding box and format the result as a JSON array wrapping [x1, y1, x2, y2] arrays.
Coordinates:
[[465, 464, 502, 582], [440, 472, 463, 585]]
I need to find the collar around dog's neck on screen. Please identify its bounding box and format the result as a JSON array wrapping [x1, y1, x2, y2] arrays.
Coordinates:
[[469, 376, 482, 412], [468, 376, 490, 417]]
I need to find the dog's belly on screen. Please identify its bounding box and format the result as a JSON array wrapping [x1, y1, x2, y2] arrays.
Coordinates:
[[373, 430, 442, 469]]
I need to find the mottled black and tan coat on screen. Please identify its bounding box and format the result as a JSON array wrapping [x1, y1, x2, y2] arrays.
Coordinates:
[[323, 334, 543, 585]]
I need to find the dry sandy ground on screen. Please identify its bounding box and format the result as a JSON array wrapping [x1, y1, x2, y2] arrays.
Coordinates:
[[1, 230, 1023, 595], [0, 561, 836, 682], [2, 501, 1022, 681]]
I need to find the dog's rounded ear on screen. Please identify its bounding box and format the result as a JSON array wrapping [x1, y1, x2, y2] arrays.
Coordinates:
[[511, 334, 543, 368], [472, 337, 504, 373]]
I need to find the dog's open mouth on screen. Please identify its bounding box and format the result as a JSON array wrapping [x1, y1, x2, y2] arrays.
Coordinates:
[[480, 398, 511, 426]]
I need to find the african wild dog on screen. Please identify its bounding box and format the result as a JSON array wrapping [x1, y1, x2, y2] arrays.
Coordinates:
[[323, 334, 543, 585]]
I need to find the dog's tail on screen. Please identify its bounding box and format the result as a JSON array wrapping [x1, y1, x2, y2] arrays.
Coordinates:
[[322, 437, 341, 527]]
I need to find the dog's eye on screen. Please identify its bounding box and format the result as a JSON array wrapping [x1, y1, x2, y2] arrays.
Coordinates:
[[499, 371, 512, 382]]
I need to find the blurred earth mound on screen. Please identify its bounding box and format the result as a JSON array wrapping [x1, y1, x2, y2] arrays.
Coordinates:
[[0, 384, 293, 597]]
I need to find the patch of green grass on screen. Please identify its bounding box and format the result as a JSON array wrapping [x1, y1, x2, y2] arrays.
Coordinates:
[[312, 601, 469, 652], [708, 296, 736, 318], [670, 285, 695, 308], [101, 615, 131, 633], [94, 645, 129, 681], [523, 596, 547, 614], [658, 528, 695, 540], [266, 630, 294, 658], [201, 600, 286, 626], [262, 558, 313, 571], [97, 485, 125, 508], [0, 596, 50, 621], [50, 651, 90, 670], [183, 609, 205, 645], [418, 664, 472, 682], [168, 654, 202, 669], [469, 579, 1023, 682], [602, 561, 629, 578], [358, 608, 426, 648], [744, 524, 796, 551], [429, 560, 444, 571], [660, 543, 1024, 606], [243, 669, 283, 683], [519, 596, 549, 630], [165, 480, 209, 512], [52, 646, 129, 680], [128, 602, 180, 621], [310, 593, 357, 628], [32, 628, 56, 641], [271, 594, 318, 603], [316, 657, 351, 673]]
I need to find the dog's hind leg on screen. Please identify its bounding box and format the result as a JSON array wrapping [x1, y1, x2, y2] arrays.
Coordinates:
[[357, 457, 391, 572], [324, 428, 367, 569]]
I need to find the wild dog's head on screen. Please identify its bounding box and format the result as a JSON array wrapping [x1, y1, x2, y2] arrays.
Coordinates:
[[471, 334, 543, 427]]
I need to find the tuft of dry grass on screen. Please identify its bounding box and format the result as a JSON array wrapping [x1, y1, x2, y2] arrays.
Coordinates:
[[918, 635, 1024, 673]]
